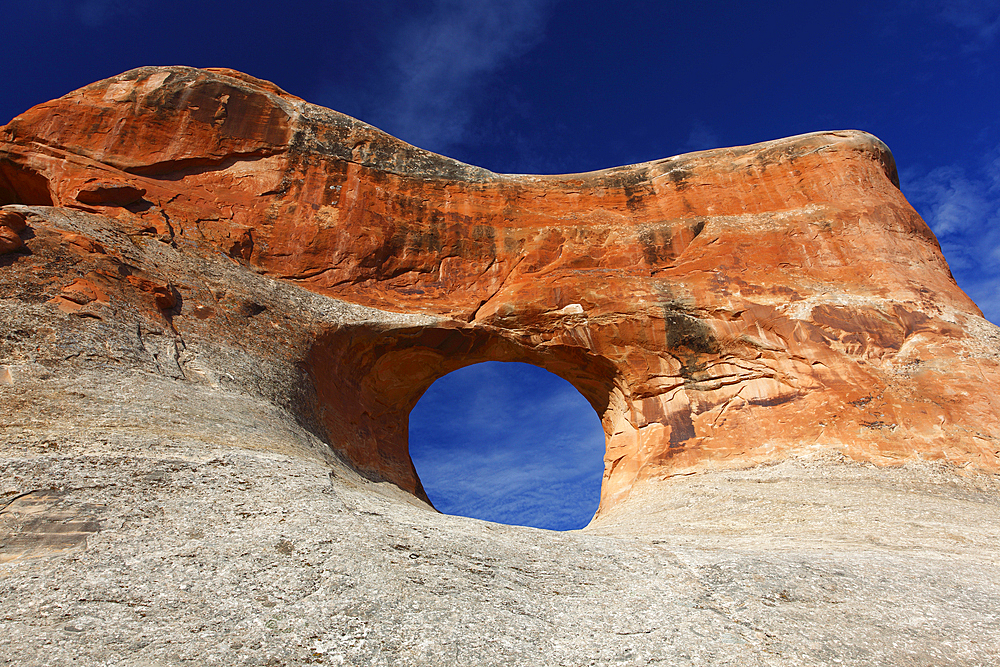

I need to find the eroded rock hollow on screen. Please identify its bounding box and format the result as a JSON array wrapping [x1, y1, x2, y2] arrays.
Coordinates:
[[2, 66, 998, 517]]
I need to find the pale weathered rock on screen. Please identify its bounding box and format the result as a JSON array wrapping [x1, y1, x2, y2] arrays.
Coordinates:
[[1, 67, 999, 666]]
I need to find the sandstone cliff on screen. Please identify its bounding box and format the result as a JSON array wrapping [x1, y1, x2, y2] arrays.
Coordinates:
[[2, 66, 998, 513], [2, 67, 1000, 666]]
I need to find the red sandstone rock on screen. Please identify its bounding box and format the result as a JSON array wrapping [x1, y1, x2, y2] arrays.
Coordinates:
[[125, 274, 177, 311], [59, 277, 106, 305], [0, 209, 27, 231], [0, 209, 26, 254], [0, 225, 21, 254], [1, 66, 998, 514], [59, 231, 106, 254]]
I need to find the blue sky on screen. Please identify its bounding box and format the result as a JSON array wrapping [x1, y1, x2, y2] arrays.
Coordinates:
[[408, 362, 604, 531], [5, 1, 999, 528]]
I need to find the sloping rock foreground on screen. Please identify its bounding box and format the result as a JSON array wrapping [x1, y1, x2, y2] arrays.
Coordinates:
[[2, 67, 1000, 665]]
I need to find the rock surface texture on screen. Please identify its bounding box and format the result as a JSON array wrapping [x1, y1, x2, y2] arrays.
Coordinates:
[[2, 67, 1000, 666]]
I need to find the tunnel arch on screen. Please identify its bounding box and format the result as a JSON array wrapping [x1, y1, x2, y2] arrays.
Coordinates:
[[306, 322, 620, 511]]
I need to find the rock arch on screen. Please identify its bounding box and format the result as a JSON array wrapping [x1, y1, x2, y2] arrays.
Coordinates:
[[306, 322, 618, 509], [1, 66, 998, 518]]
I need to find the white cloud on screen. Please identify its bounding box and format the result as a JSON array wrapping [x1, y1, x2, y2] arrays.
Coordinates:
[[904, 164, 996, 235], [901, 148, 1000, 324], [360, 0, 554, 154], [684, 120, 721, 153]]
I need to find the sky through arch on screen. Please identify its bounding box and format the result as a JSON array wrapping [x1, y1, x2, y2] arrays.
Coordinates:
[[408, 361, 605, 531]]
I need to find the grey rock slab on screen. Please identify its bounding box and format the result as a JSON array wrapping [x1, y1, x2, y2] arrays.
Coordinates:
[[3, 439, 999, 666]]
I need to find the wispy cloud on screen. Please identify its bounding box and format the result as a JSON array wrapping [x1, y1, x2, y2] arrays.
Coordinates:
[[75, 0, 125, 27], [935, 0, 1000, 47], [22, 0, 145, 28], [337, 0, 554, 155], [409, 361, 605, 531], [902, 148, 1000, 323], [683, 120, 722, 153]]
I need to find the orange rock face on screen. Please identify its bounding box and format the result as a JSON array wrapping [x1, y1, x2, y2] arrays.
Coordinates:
[[0, 210, 26, 253], [2, 66, 998, 514]]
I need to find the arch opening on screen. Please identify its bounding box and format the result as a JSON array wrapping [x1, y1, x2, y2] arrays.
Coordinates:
[[408, 361, 606, 531], [306, 323, 620, 520]]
